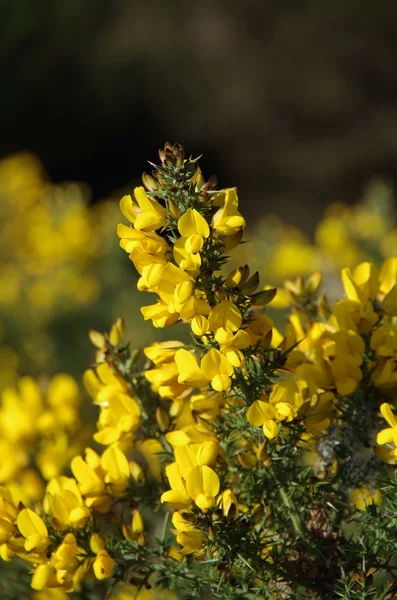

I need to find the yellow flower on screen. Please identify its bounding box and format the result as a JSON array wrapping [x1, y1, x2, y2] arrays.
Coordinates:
[[161, 462, 192, 509], [177, 208, 210, 254], [175, 439, 218, 469], [371, 359, 397, 388], [94, 390, 141, 446], [269, 381, 302, 419], [191, 315, 210, 336], [297, 392, 336, 437], [31, 563, 60, 591], [247, 400, 279, 440], [349, 486, 382, 511], [218, 489, 238, 519], [379, 257, 397, 295], [117, 226, 168, 272], [45, 374, 80, 427], [45, 477, 91, 529], [93, 549, 115, 580], [145, 358, 187, 400], [17, 508, 49, 553], [83, 362, 127, 405], [101, 446, 130, 495], [382, 285, 397, 317], [0, 487, 17, 544], [341, 262, 378, 303], [208, 300, 242, 333], [136, 438, 164, 480], [141, 301, 180, 328], [174, 529, 204, 556], [324, 330, 364, 395], [51, 533, 79, 571], [144, 341, 183, 365], [218, 329, 251, 368], [109, 317, 124, 345], [332, 298, 378, 333], [0, 376, 42, 443], [120, 186, 166, 232], [172, 512, 203, 555], [377, 403, 397, 456], [174, 348, 208, 388], [370, 324, 397, 358], [123, 509, 145, 545], [173, 237, 202, 275], [71, 449, 109, 512], [212, 188, 246, 236], [179, 295, 211, 322], [185, 465, 220, 511], [200, 348, 233, 392], [190, 392, 224, 420]]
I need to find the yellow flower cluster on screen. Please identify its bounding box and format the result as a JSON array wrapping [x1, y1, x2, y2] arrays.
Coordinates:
[[0, 374, 84, 505], [3, 143, 397, 597], [0, 489, 116, 591], [0, 154, 99, 379], [0, 154, 99, 317], [0, 321, 158, 594], [116, 146, 397, 557], [118, 186, 245, 330], [236, 179, 397, 284]]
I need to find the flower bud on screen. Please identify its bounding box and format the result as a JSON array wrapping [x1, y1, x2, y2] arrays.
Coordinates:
[[142, 172, 159, 191], [191, 315, 209, 336], [130, 461, 145, 485], [237, 452, 257, 469], [219, 489, 238, 519], [168, 199, 182, 219], [226, 265, 249, 289], [239, 271, 260, 295], [89, 329, 105, 348], [109, 317, 124, 345], [305, 271, 323, 295], [256, 441, 268, 462], [90, 533, 105, 554], [156, 407, 170, 432], [132, 510, 144, 535]]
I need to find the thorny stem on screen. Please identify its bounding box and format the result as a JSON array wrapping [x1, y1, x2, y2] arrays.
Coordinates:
[[272, 466, 324, 564]]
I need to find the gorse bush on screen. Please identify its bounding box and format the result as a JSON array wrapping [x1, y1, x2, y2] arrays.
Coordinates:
[[1, 143, 397, 599]]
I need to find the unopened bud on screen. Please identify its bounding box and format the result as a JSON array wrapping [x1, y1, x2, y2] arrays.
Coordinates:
[[89, 329, 105, 349], [168, 199, 182, 220], [305, 271, 323, 295], [109, 318, 124, 345], [142, 172, 159, 191], [156, 407, 170, 432], [226, 265, 249, 289], [221, 230, 243, 250], [237, 452, 257, 469], [208, 525, 216, 542], [250, 288, 277, 306], [191, 167, 205, 191], [256, 441, 268, 462], [90, 533, 105, 554], [239, 271, 260, 295], [191, 315, 209, 336], [130, 461, 145, 485], [132, 510, 144, 535]]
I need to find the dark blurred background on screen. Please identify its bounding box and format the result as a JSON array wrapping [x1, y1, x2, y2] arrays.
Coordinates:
[[2, 0, 397, 231]]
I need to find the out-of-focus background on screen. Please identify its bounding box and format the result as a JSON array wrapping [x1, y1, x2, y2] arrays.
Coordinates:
[[1, 0, 397, 384]]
